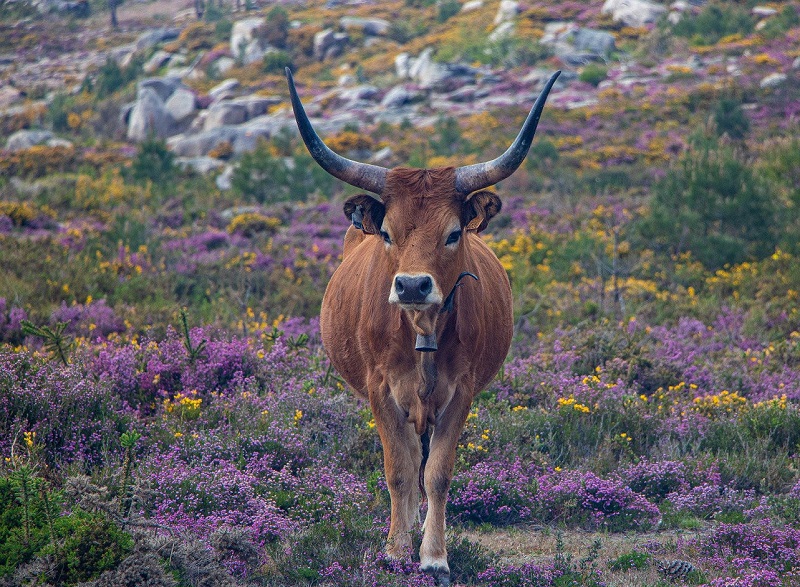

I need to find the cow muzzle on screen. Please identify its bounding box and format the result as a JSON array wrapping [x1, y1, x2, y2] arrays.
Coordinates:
[[389, 273, 443, 308]]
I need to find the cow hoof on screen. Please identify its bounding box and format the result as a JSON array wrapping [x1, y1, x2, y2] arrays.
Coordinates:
[[422, 565, 450, 586]]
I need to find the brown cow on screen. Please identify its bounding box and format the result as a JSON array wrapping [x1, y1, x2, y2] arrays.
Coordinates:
[[286, 68, 560, 585]]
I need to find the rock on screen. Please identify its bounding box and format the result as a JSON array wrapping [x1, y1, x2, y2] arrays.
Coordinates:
[[489, 21, 516, 42], [395, 53, 411, 78], [165, 88, 197, 124], [212, 56, 236, 77], [0, 85, 23, 109], [47, 138, 73, 148], [405, 47, 478, 90], [462, 0, 483, 12], [230, 17, 265, 59], [793, 56, 800, 69], [137, 77, 182, 102], [167, 128, 240, 157], [371, 146, 393, 165], [241, 39, 269, 65], [601, 0, 666, 27], [204, 101, 249, 130], [752, 6, 777, 17], [380, 85, 423, 108], [136, 28, 181, 52], [127, 88, 174, 142], [494, 0, 520, 24], [339, 16, 390, 36], [176, 156, 227, 174], [670, 0, 689, 10], [216, 165, 234, 190], [209, 79, 240, 100], [573, 28, 616, 57], [143, 50, 173, 74], [6, 129, 53, 151], [230, 96, 282, 118], [336, 85, 380, 107], [314, 29, 349, 61], [760, 72, 787, 88]]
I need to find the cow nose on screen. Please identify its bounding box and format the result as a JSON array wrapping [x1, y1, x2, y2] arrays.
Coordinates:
[[395, 275, 433, 303]]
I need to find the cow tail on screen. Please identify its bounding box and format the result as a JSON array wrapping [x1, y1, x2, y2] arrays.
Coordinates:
[[419, 426, 430, 499]]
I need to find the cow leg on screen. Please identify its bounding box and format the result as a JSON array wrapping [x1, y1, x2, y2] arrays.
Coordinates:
[[419, 390, 471, 586], [370, 385, 422, 559]]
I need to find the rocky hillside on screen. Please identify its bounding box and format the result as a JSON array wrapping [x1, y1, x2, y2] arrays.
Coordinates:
[[2, 0, 798, 185]]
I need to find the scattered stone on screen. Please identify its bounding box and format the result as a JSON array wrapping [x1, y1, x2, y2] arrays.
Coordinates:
[[143, 50, 173, 74], [380, 85, 423, 108], [760, 72, 787, 88], [339, 17, 390, 36], [168, 128, 240, 157], [0, 85, 23, 109], [404, 47, 477, 90], [461, 0, 483, 12], [752, 6, 778, 17], [793, 56, 800, 69], [212, 57, 236, 77], [204, 101, 249, 130], [209, 79, 240, 100], [136, 28, 181, 52], [489, 21, 515, 42], [230, 96, 282, 119], [494, 0, 520, 25], [137, 77, 182, 102], [47, 138, 74, 148], [230, 18, 265, 59], [601, 0, 666, 27], [165, 88, 197, 124], [127, 88, 174, 142], [216, 165, 234, 190], [370, 146, 393, 165], [176, 156, 227, 174], [395, 53, 411, 78], [6, 129, 53, 151], [314, 29, 349, 61], [573, 28, 616, 57]]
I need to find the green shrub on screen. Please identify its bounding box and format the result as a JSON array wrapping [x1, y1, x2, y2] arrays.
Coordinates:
[[713, 97, 749, 140], [263, 49, 293, 74], [437, 0, 461, 23], [608, 551, 652, 572], [579, 64, 607, 87], [231, 139, 335, 204], [131, 137, 176, 186], [638, 139, 778, 268], [671, 3, 754, 46]]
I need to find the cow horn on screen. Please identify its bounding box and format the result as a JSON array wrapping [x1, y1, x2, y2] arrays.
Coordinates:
[[455, 71, 561, 195], [286, 68, 388, 196]]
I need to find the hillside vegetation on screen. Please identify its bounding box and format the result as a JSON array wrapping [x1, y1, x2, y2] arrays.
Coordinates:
[[1, 0, 800, 585]]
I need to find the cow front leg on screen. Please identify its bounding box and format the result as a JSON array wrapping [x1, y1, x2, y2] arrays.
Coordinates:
[[419, 391, 472, 586], [370, 385, 422, 559]]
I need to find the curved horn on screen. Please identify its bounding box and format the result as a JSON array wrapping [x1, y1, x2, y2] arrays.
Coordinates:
[[455, 70, 561, 195], [286, 68, 387, 196]]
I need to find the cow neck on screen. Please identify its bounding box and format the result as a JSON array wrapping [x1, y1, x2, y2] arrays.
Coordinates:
[[414, 271, 478, 353]]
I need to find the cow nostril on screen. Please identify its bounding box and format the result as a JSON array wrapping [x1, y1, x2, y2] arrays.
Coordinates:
[[395, 277, 405, 295], [419, 276, 432, 296]]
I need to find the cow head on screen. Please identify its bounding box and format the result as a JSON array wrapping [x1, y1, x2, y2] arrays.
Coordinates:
[[286, 68, 559, 335]]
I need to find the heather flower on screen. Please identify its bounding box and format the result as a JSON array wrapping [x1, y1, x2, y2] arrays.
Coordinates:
[[449, 459, 537, 524]]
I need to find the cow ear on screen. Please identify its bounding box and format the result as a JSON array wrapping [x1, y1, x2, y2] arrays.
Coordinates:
[[462, 190, 502, 233], [343, 194, 385, 235]]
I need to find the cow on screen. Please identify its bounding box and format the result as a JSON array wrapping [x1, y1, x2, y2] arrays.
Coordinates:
[[285, 68, 560, 585]]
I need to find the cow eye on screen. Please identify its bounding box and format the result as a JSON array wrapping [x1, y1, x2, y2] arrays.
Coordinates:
[[380, 230, 392, 244], [446, 229, 462, 245]]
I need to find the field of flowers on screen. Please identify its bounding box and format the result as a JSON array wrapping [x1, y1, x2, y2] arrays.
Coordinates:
[[2, 0, 800, 585]]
